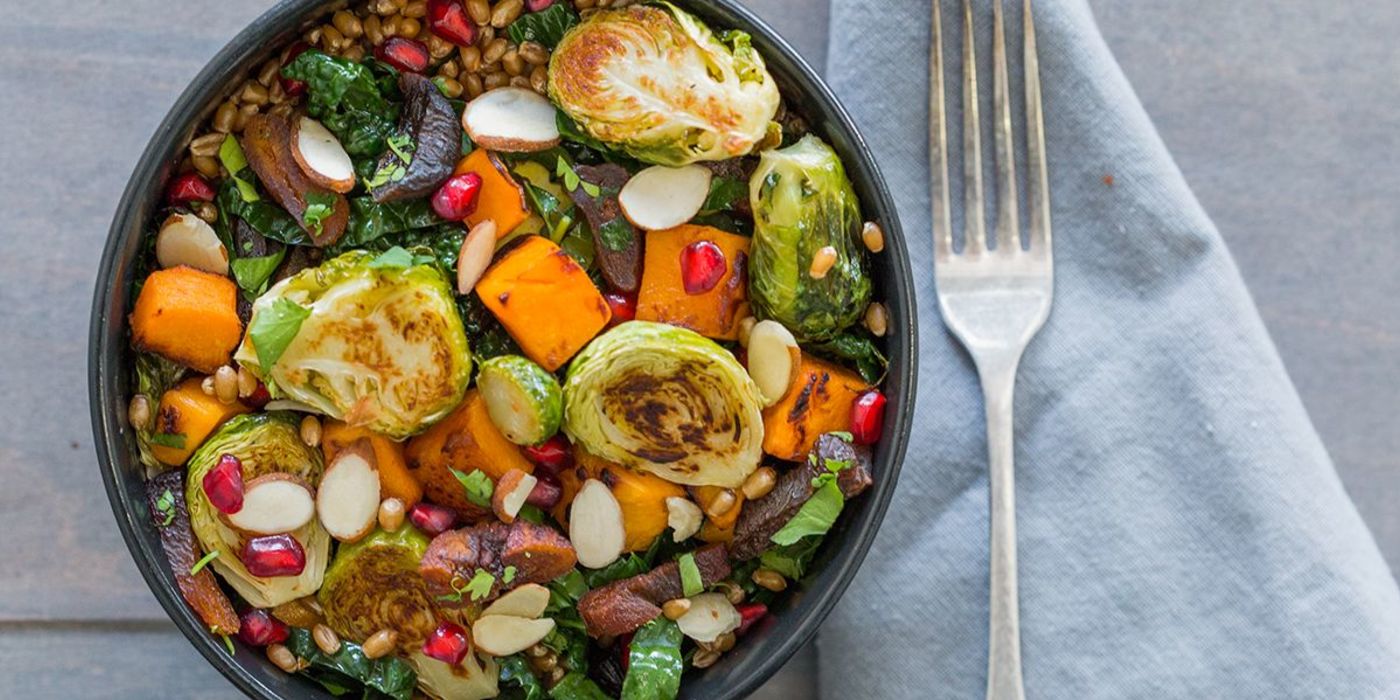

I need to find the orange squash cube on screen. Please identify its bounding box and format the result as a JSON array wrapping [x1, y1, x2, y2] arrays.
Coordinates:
[[636, 224, 751, 340], [475, 235, 611, 371], [455, 149, 531, 237], [150, 377, 248, 466], [130, 266, 242, 374], [761, 356, 870, 461], [405, 390, 534, 515]]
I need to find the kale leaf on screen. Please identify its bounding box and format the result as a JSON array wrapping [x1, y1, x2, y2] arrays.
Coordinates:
[[283, 50, 400, 157], [507, 3, 579, 48], [620, 619, 684, 700], [285, 627, 417, 700]]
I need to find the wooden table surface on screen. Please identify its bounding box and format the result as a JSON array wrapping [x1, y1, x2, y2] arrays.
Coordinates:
[[0, 1, 1394, 697]]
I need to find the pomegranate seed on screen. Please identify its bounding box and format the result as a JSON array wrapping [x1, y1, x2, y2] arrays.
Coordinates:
[[431, 172, 483, 220], [245, 382, 272, 409], [680, 241, 726, 295], [526, 0, 555, 11], [240, 534, 306, 577], [408, 503, 458, 536], [202, 454, 245, 514], [735, 603, 768, 636], [422, 621, 472, 665], [523, 435, 573, 476], [603, 293, 636, 328], [850, 390, 887, 445], [279, 41, 311, 98], [237, 608, 290, 646], [375, 37, 431, 73], [166, 173, 216, 206], [525, 473, 562, 509], [427, 0, 478, 46]]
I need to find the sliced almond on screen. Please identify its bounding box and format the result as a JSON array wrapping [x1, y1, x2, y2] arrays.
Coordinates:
[[461, 87, 561, 153], [156, 212, 229, 276], [457, 220, 498, 294], [471, 615, 556, 657], [316, 441, 381, 543], [568, 479, 626, 569], [291, 117, 356, 193], [675, 592, 741, 644], [491, 469, 537, 524], [665, 496, 704, 542], [223, 473, 315, 535], [618, 164, 713, 231], [480, 583, 550, 619], [745, 320, 802, 407]]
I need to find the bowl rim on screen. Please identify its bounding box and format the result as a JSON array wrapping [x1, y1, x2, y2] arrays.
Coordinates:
[[89, 1, 918, 698]]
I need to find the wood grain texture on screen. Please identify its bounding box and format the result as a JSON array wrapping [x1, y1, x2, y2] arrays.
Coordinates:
[[0, 0, 1393, 698]]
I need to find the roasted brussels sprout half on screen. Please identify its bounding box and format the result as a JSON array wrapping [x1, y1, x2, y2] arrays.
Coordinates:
[[548, 3, 780, 166], [562, 321, 765, 488], [319, 526, 438, 651], [477, 355, 563, 446], [748, 134, 872, 341], [185, 413, 329, 608], [411, 651, 499, 700], [234, 250, 472, 439]]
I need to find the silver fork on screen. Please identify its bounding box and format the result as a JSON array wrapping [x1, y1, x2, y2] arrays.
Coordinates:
[[930, 1, 1053, 699]]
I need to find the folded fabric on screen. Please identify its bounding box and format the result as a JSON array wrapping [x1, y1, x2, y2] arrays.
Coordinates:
[[816, 2, 1400, 697]]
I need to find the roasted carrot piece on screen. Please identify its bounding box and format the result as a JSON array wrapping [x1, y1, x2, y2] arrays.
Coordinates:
[[636, 224, 752, 340], [455, 149, 531, 237], [405, 390, 534, 516], [130, 266, 243, 373], [761, 356, 871, 461], [322, 421, 422, 507], [150, 377, 248, 466], [475, 235, 611, 371]]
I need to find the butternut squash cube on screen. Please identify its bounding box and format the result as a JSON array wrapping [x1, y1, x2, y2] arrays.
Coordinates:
[[475, 235, 611, 371], [636, 224, 751, 340], [150, 377, 248, 466], [761, 356, 870, 461], [130, 266, 242, 374], [405, 390, 534, 516], [455, 149, 531, 238]]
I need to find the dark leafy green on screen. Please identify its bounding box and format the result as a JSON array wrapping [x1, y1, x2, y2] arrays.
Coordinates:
[[508, 3, 579, 48], [498, 654, 546, 700], [809, 331, 888, 384], [758, 535, 824, 580], [217, 179, 313, 246], [285, 627, 417, 700], [548, 673, 612, 700], [356, 223, 465, 268], [283, 50, 400, 157], [230, 251, 287, 296], [700, 176, 748, 215], [620, 619, 684, 700], [457, 292, 522, 361], [337, 196, 446, 249], [522, 181, 575, 242], [582, 553, 650, 589]]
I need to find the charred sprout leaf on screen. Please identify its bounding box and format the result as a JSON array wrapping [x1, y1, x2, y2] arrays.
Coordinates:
[[286, 627, 418, 700], [235, 251, 471, 438], [452, 468, 495, 508], [508, 2, 578, 47], [498, 654, 546, 700], [548, 672, 612, 700], [549, 4, 779, 165], [748, 134, 871, 341], [186, 413, 329, 608], [621, 618, 684, 700], [809, 332, 888, 384], [320, 527, 439, 651], [247, 297, 311, 370], [283, 50, 399, 157], [562, 322, 765, 488]]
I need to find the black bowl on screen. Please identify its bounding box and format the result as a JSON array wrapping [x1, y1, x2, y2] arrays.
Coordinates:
[[90, 1, 916, 697]]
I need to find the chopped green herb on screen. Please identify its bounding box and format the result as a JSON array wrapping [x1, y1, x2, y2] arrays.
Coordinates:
[[148, 432, 187, 449], [451, 468, 494, 508], [190, 550, 220, 576], [517, 504, 547, 525], [829, 431, 854, 442], [386, 133, 415, 163], [677, 553, 703, 597], [249, 297, 311, 369], [218, 135, 261, 203], [465, 569, 495, 601], [154, 488, 177, 527], [220, 632, 236, 656], [556, 156, 582, 192], [502, 565, 518, 585], [303, 191, 337, 237]]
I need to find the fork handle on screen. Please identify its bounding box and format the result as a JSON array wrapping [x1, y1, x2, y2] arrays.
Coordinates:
[[979, 353, 1027, 700]]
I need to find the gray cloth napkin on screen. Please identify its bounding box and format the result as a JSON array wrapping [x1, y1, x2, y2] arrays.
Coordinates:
[[816, 1, 1400, 697]]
